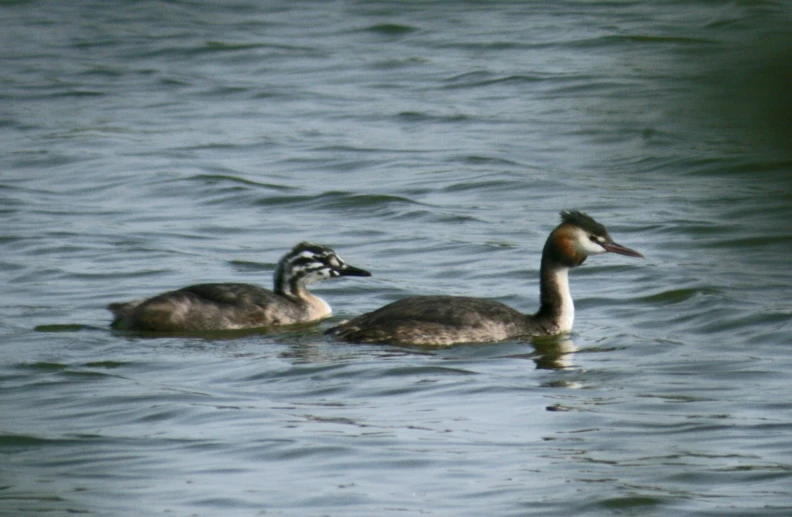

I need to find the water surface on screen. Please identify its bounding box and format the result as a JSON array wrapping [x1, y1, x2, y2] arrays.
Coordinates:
[[2, 1, 792, 516]]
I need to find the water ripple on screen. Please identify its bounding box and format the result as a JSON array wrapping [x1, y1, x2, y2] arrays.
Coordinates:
[[3, 2, 792, 516]]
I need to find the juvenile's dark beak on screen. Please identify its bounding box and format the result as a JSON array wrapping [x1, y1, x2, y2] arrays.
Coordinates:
[[338, 264, 372, 277], [602, 241, 644, 258]]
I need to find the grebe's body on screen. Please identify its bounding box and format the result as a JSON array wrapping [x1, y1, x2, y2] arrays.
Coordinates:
[[327, 211, 642, 346], [108, 242, 370, 332]]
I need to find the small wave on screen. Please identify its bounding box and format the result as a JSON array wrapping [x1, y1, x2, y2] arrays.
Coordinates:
[[637, 287, 721, 305], [256, 191, 424, 213], [13, 362, 70, 372], [50, 89, 105, 98], [362, 23, 416, 36], [0, 434, 75, 447], [395, 111, 472, 123], [442, 71, 543, 89], [190, 173, 296, 192], [453, 155, 523, 166], [600, 34, 716, 46], [139, 41, 321, 60], [389, 208, 484, 225], [382, 365, 477, 377], [34, 324, 91, 333], [701, 235, 792, 250], [228, 259, 274, 273]]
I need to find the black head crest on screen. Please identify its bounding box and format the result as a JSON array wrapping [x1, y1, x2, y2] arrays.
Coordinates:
[[559, 210, 608, 237]]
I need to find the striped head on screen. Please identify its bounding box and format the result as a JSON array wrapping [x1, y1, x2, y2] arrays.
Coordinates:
[[544, 211, 644, 268], [274, 242, 371, 295]]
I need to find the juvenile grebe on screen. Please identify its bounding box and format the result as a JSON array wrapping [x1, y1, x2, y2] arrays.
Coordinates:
[[327, 211, 642, 346], [108, 242, 371, 332]]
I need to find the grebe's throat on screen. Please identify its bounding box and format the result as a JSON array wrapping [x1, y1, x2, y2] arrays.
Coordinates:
[[536, 259, 574, 333]]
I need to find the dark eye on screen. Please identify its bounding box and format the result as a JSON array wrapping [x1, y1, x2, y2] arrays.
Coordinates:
[[589, 235, 598, 242]]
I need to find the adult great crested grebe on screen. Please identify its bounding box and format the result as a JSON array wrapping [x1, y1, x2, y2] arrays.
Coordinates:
[[108, 242, 370, 332], [326, 211, 642, 346]]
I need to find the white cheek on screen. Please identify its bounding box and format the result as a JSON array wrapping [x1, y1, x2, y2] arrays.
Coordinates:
[[580, 239, 607, 255], [569, 228, 606, 255], [302, 269, 332, 285]]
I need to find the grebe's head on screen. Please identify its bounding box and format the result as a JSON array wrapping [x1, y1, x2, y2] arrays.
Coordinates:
[[544, 211, 644, 268], [275, 242, 371, 293]]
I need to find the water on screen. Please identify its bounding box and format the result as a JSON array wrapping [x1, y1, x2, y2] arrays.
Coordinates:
[[2, 1, 792, 515]]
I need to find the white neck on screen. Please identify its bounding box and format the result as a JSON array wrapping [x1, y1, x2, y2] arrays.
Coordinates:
[[299, 290, 332, 320], [538, 264, 575, 333], [552, 267, 574, 333]]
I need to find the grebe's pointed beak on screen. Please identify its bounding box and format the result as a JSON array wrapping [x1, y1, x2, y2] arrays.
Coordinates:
[[602, 241, 644, 258], [338, 264, 372, 277]]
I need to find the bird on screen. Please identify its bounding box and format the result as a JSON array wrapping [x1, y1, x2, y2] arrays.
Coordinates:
[[326, 211, 642, 346], [108, 242, 371, 332]]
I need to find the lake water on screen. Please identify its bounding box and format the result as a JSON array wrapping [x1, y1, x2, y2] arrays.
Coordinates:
[[2, 1, 792, 516]]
